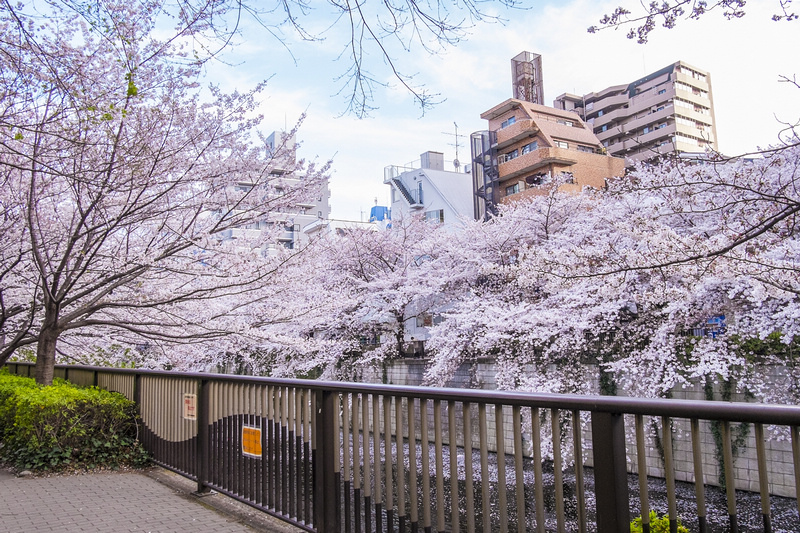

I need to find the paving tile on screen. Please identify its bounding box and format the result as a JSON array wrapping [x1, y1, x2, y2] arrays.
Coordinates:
[[0, 470, 258, 533]]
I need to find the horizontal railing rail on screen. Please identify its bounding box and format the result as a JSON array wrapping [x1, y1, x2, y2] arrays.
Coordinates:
[[5, 361, 800, 533]]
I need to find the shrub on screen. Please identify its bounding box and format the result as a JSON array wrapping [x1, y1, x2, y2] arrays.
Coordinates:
[[0, 369, 149, 471], [631, 511, 689, 533]]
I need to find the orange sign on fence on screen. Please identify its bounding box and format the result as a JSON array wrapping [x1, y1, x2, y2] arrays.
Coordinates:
[[241, 425, 262, 458]]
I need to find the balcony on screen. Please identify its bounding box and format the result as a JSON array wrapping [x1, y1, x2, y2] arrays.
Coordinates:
[[588, 92, 630, 115], [493, 119, 539, 150], [498, 147, 577, 181], [675, 70, 710, 92]]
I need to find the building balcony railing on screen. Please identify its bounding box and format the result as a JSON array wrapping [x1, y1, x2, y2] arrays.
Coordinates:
[[493, 119, 539, 151], [587, 93, 630, 117], [383, 165, 414, 184], [498, 147, 578, 181], [7, 361, 800, 533], [590, 103, 635, 130]]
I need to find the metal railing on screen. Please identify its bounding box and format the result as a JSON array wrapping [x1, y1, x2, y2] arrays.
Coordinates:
[[5, 361, 800, 533]]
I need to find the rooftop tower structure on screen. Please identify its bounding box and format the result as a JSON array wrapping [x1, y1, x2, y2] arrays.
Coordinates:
[[511, 51, 544, 105]]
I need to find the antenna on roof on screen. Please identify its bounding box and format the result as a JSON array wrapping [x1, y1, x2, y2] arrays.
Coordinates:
[[442, 122, 464, 171]]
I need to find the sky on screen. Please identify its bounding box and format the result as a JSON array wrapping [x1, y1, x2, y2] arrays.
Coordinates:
[[205, 0, 800, 221]]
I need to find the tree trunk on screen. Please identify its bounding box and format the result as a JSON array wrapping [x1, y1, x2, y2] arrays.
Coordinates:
[[33, 302, 59, 386], [393, 311, 406, 358]]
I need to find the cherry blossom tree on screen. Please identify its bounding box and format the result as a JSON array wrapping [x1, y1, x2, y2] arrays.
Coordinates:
[[239, 215, 467, 380], [422, 146, 799, 401], [187, 140, 799, 403], [0, 1, 328, 384]]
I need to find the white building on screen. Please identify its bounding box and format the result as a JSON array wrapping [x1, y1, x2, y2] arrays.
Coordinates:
[[384, 151, 474, 226], [383, 151, 473, 356]]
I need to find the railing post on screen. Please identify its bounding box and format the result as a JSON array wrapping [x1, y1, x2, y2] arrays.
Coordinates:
[[133, 373, 142, 406], [591, 411, 630, 532], [196, 378, 211, 494], [314, 389, 340, 533]]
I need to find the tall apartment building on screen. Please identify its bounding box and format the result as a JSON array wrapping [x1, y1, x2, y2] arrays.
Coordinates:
[[226, 130, 331, 253], [554, 61, 717, 163]]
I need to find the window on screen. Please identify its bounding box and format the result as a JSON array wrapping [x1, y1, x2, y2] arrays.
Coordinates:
[[499, 149, 519, 163], [657, 106, 665, 111], [521, 141, 538, 154], [425, 209, 444, 224], [359, 335, 380, 346], [554, 140, 569, 149], [505, 183, 520, 196], [601, 125, 607, 132], [556, 119, 574, 127], [500, 116, 516, 129], [597, 110, 603, 117], [658, 89, 667, 95], [416, 313, 443, 327], [674, 133, 699, 146], [577, 145, 594, 153], [643, 127, 650, 134], [525, 173, 549, 186]]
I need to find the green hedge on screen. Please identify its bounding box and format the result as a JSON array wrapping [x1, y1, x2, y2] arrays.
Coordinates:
[[0, 369, 149, 471]]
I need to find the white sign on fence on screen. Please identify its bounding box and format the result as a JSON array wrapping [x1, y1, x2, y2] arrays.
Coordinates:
[[183, 393, 197, 420]]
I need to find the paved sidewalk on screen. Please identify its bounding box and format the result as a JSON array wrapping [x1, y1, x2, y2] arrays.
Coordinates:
[[0, 466, 304, 532]]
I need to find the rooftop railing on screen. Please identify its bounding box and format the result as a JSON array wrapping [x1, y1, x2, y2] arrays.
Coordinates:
[[5, 362, 800, 532]]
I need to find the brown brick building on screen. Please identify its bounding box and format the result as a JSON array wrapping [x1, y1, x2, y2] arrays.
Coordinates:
[[471, 98, 625, 220]]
